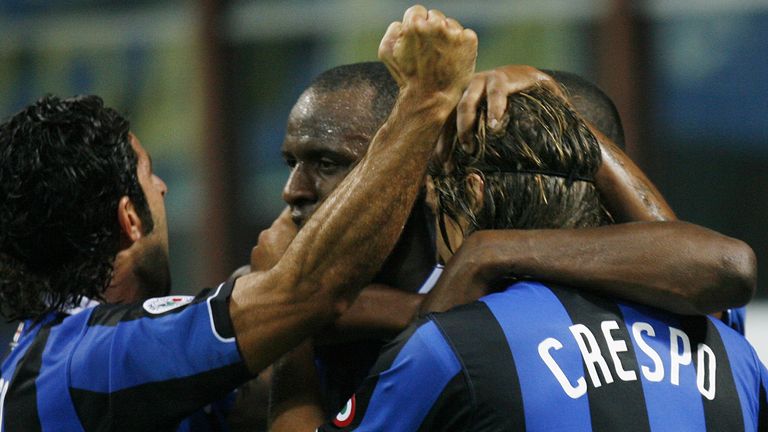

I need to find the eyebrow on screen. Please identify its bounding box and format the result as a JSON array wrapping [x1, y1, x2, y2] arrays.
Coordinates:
[[282, 141, 361, 162]]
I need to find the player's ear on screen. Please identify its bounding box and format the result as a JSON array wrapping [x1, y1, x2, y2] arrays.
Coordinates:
[[117, 195, 144, 245], [465, 173, 484, 213]]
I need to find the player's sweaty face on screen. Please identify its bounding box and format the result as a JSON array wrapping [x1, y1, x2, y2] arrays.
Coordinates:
[[281, 86, 377, 227]]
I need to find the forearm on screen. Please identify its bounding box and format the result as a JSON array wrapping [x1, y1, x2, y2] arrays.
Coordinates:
[[453, 223, 755, 315], [231, 90, 453, 372], [289, 90, 452, 304], [316, 285, 424, 345], [593, 126, 676, 222]]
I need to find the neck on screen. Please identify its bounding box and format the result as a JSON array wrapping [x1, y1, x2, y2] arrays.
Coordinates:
[[372, 200, 436, 292], [104, 247, 144, 304]]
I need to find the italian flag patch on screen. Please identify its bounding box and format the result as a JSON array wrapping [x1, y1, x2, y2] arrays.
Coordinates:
[[332, 395, 356, 427]]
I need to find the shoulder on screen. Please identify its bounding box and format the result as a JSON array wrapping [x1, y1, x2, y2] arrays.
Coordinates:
[[84, 282, 234, 338], [320, 318, 472, 431], [370, 316, 462, 378]]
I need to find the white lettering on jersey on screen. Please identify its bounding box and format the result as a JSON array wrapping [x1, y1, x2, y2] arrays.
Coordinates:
[[697, 343, 716, 400], [538, 337, 587, 399], [541, 320, 717, 400], [631, 322, 664, 382], [569, 324, 614, 388], [601, 320, 637, 382], [670, 327, 692, 386], [0, 377, 9, 428]]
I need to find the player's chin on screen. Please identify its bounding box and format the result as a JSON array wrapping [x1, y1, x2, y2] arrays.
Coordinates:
[[291, 216, 304, 228], [290, 211, 309, 228]]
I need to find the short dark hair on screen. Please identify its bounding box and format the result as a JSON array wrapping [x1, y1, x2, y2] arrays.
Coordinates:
[[430, 88, 608, 237], [0, 95, 152, 320], [543, 70, 625, 149], [308, 62, 398, 130]]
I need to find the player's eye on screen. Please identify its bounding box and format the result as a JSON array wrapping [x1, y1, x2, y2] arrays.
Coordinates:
[[317, 158, 342, 174], [284, 157, 297, 169]]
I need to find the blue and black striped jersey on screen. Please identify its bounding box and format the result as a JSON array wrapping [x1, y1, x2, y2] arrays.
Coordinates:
[[320, 281, 768, 431], [0, 280, 250, 432]]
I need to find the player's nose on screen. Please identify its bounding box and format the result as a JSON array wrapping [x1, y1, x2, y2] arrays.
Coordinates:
[[282, 165, 317, 207]]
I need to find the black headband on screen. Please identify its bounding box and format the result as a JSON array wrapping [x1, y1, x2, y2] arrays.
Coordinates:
[[487, 168, 595, 186]]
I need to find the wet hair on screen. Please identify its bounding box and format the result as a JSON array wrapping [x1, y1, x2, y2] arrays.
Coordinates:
[[308, 62, 398, 130], [543, 69, 625, 149], [430, 87, 609, 239], [0, 95, 152, 320]]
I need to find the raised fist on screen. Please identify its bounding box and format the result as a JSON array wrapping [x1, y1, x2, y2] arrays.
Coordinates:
[[378, 5, 477, 103]]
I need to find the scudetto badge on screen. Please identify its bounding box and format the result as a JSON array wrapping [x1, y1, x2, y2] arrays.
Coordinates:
[[332, 394, 356, 427]]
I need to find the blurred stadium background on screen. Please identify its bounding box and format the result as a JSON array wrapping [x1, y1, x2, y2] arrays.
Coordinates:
[[1, 0, 766, 361]]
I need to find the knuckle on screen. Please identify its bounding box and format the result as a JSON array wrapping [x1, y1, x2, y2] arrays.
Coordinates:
[[487, 85, 504, 97]]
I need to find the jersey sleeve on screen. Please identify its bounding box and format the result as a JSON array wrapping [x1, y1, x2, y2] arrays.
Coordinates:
[[67, 281, 251, 431], [318, 318, 471, 432]]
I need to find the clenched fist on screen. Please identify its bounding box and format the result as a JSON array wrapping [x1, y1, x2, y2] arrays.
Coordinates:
[[379, 5, 477, 104]]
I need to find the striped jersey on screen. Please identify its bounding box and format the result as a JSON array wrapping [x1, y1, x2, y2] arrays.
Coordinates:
[[0, 281, 249, 432], [320, 281, 768, 431]]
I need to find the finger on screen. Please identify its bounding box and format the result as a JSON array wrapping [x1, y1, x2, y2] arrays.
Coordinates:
[[442, 16, 464, 37], [462, 28, 478, 49], [485, 72, 509, 133], [435, 129, 456, 175], [403, 5, 428, 28], [498, 65, 546, 94], [444, 17, 461, 30], [427, 8, 446, 23], [378, 21, 402, 62], [537, 71, 568, 101], [461, 28, 479, 71], [457, 77, 487, 148]]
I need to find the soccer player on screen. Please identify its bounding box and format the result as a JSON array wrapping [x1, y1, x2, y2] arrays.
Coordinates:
[[266, 62, 756, 428], [292, 85, 768, 431], [0, 7, 478, 430]]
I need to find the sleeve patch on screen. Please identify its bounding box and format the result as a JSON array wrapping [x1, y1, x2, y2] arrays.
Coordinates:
[[142, 295, 195, 314]]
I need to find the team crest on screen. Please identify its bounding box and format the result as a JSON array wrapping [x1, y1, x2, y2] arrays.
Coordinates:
[[332, 395, 356, 427], [143, 295, 194, 314]]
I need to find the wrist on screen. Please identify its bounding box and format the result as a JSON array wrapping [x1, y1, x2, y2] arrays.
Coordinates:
[[397, 85, 461, 121], [467, 230, 523, 283]]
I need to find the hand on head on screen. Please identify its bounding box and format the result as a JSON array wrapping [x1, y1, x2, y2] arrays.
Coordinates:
[[455, 65, 567, 153]]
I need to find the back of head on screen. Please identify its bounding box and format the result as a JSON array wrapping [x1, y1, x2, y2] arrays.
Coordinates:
[[431, 88, 608, 233], [308, 61, 398, 130], [543, 70, 625, 149], [0, 95, 149, 320]]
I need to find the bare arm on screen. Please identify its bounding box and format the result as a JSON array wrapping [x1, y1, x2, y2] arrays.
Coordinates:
[[421, 222, 755, 316], [315, 285, 423, 344], [592, 125, 676, 222], [229, 6, 478, 375]]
